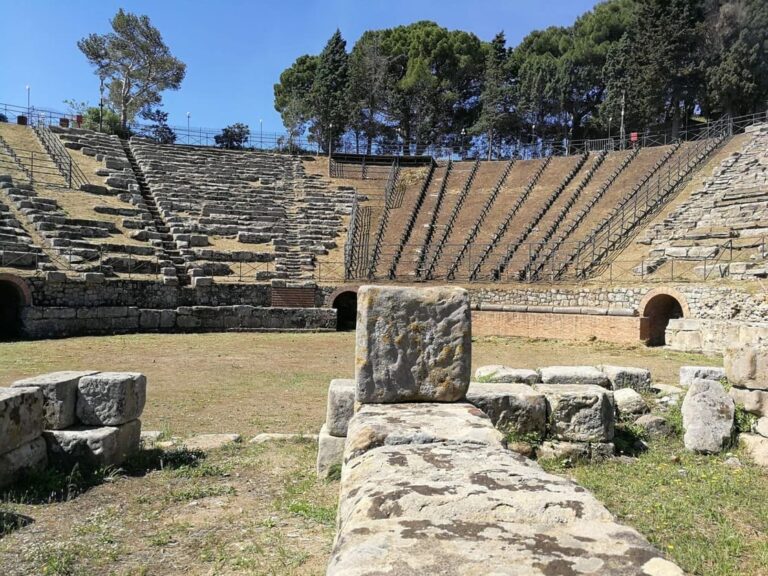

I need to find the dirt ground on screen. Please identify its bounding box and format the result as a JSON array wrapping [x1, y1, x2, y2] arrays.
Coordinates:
[[0, 332, 720, 438], [0, 333, 730, 576]]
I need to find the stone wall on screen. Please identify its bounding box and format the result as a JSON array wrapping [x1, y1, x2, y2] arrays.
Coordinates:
[[1, 371, 145, 488], [21, 305, 336, 339]]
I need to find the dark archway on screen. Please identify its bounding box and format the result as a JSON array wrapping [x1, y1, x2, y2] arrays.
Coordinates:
[[642, 294, 684, 346], [0, 281, 23, 340], [332, 291, 357, 331]]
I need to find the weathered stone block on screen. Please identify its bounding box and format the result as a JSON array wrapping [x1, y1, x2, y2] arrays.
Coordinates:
[[729, 386, 768, 417], [682, 379, 734, 454], [739, 433, 768, 467], [12, 371, 97, 429], [344, 403, 502, 463], [0, 437, 48, 488], [600, 365, 652, 392], [534, 384, 615, 442], [44, 420, 141, 469], [192, 276, 213, 288], [679, 366, 725, 387], [0, 387, 44, 455], [474, 365, 540, 384], [635, 414, 674, 439], [613, 388, 649, 418], [317, 424, 345, 479], [355, 286, 471, 403], [539, 366, 610, 388], [724, 345, 768, 390], [77, 372, 146, 425], [329, 441, 682, 575], [326, 379, 354, 437], [465, 382, 547, 437]]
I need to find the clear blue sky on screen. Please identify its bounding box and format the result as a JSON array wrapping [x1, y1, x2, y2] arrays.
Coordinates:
[[1, 0, 598, 134]]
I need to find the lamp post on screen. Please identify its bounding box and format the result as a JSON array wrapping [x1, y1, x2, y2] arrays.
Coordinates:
[[25, 85, 30, 120], [531, 124, 536, 158], [98, 77, 105, 132], [608, 116, 613, 142], [396, 127, 401, 156], [259, 119, 263, 150], [186, 112, 191, 145], [328, 123, 333, 158], [460, 128, 466, 160]]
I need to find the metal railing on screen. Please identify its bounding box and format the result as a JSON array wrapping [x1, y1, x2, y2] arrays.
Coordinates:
[[33, 125, 89, 189], [3, 101, 765, 161], [0, 137, 68, 187], [0, 245, 161, 278]]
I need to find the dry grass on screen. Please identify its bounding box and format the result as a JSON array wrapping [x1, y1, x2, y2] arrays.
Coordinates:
[[0, 333, 719, 438], [0, 332, 762, 576]]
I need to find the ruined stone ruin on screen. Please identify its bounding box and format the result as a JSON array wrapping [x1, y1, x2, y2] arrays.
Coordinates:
[[0, 371, 145, 487], [319, 285, 683, 575]]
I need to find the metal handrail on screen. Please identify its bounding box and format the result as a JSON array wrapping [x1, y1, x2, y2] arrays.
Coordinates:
[[32, 124, 89, 189]]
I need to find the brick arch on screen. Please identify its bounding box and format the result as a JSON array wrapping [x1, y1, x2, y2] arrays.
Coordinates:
[[0, 273, 32, 306], [639, 287, 689, 346], [326, 285, 360, 307], [639, 287, 690, 318]]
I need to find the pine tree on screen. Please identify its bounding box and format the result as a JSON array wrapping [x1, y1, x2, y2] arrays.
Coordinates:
[[311, 30, 349, 152], [473, 33, 512, 159]]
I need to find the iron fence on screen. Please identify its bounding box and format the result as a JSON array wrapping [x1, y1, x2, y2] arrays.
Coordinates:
[[3, 101, 766, 161], [0, 246, 162, 279]]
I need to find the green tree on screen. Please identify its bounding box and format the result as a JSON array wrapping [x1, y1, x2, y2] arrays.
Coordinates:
[[704, 0, 768, 116], [472, 32, 515, 158], [139, 108, 176, 144], [77, 9, 186, 130], [311, 29, 349, 152], [214, 123, 250, 149], [273, 54, 318, 146], [347, 31, 391, 154]]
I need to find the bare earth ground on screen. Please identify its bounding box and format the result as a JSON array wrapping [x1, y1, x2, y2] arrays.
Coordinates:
[[0, 333, 765, 576]]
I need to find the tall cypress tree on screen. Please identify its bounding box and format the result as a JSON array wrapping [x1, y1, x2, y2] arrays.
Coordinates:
[[311, 29, 349, 152], [473, 32, 512, 159]]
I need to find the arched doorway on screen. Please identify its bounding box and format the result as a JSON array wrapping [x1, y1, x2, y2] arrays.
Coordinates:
[[0, 281, 23, 340], [332, 291, 357, 331], [641, 292, 685, 346]]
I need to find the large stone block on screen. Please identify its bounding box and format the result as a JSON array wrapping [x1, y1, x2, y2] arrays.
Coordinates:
[[355, 286, 471, 403], [0, 387, 44, 455], [77, 372, 146, 426], [317, 424, 345, 479], [12, 371, 97, 429], [44, 419, 141, 469], [739, 433, 768, 467], [326, 379, 354, 437], [682, 379, 734, 454], [724, 345, 768, 390], [465, 382, 547, 437], [729, 387, 768, 417], [679, 366, 725, 388], [328, 441, 682, 575], [539, 366, 610, 388], [534, 384, 615, 442], [344, 403, 502, 463], [474, 365, 540, 384], [0, 437, 48, 488], [613, 388, 650, 418], [600, 365, 651, 392]]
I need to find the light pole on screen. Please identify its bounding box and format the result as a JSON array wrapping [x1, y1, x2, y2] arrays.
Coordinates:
[[531, 124, 536, 158], [608, 116, 612, 142], [259, 119, 263, 151], [25, 85, 30, 120], [186, 112, 191, 145], [328, 123, 333, 158], [619, 90, 626, 150], [99, 77, 105, 132], [396, 127, 401, 156], [460, 128, 466, 160]]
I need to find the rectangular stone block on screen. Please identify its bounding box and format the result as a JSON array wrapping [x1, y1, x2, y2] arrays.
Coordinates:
[[474, 365, 540, 384], [465, 382, 547, 437], [345, 403, 502, 463], [326, 379, 354, 437], [77, 372, 146, 425], [539, 366, 610, 388], [730, 387, 768, 417], [534, 384, 615, 442], [355, 285, 471, 403], [679, 366, 725, 387], [317, 424, 345, 479], [12, 371, 97, 429], [0, 437, 48, 488], [0, 387, 44, 455], [599, 365, 652, 392], [44, 419, 141, 470], [328, 441, 681, 575], [725, 345, 768, 390]]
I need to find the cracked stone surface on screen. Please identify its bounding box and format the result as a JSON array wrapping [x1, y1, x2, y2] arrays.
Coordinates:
[[355, 286, 471, 403]]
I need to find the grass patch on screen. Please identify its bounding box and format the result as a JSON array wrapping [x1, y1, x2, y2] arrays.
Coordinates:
[[553, 439, 768, 576]]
